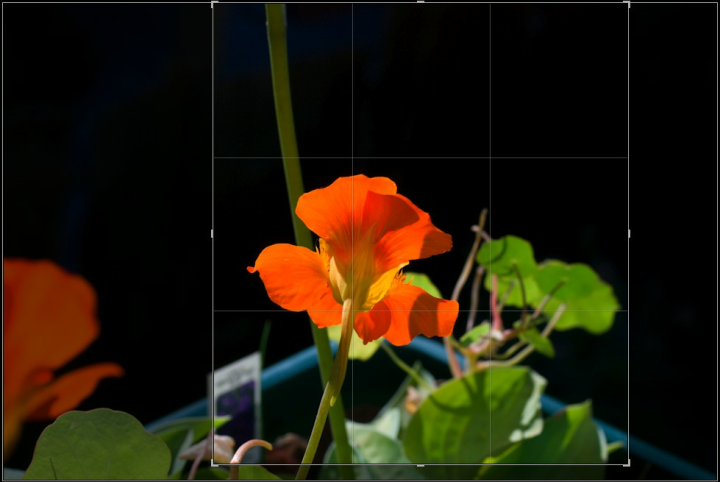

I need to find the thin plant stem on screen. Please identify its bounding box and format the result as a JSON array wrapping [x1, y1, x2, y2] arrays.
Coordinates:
[[496, 280, 515, 312], [229, 439, 274, 480], [511, 262, 528, 328], [445, 210, 488, 378], [297, 299, 355, 480], [265, 4, 352, 478], [531, 280, 566, 318], [381, 342, 434, 392], [187, 433, 211, 480], [478, 303, 566, 369], [465, 265, 485, 333]]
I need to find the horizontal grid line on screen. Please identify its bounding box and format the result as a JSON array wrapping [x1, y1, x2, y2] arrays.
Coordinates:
[[214, 309, 628, 313], [214, 156, 629, 160]]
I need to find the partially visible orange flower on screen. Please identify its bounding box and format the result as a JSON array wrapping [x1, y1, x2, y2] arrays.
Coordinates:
[[3, 259, 124, 457], [248, 175, 459, 345]]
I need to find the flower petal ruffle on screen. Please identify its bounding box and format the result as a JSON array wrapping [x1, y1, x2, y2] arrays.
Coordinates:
[[248, 244, 335, 313], [371, 283, 459, 346]]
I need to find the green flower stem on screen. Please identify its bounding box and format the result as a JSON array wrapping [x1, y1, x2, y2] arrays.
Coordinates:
[[265, 4, 353, 479], [511, 262, 529, 328], [297, 299, 355, 481], [380, 343, 434, 392]]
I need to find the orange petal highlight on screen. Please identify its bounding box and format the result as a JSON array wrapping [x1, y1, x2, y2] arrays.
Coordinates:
[[25, 363, 124, 420], [307, 289, 343, 328], [373, 283, 459, 346], [354, 309, 391, 344], [363, 191, 452, 272], [296, 175, 397, 248], [248, 244, 334, 313]]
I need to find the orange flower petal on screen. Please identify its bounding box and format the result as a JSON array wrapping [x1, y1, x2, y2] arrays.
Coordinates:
[[364, 191, 453, 272], [3, 259, 99, 401], [25, 363, 124, 420], [354, 309, 391, 344], [307, 289, 343, 328], [296, 175, 397, 248], [374, 283, 459, 346], [248, 244, 334, 313]]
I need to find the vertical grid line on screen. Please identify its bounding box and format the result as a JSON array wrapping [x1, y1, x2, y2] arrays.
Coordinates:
[[211, 2, 216, 462], [488, 2, 493, 461], [626, 1, 630, 463], [351, 2, 355, 464]]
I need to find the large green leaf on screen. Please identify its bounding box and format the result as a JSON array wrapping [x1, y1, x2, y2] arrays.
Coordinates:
[[477, 236, 537, 278], [543, 280, 619, 334], [403, 367, 546, 479], [23, 409, 171, 480], [150, 416, 230, 444], [322, 422, 422, 480], [535, 261, 599, 301], [478, 401, 607, 479]]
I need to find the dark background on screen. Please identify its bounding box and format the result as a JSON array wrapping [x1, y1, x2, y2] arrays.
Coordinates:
[[3, 2, 716, 479]]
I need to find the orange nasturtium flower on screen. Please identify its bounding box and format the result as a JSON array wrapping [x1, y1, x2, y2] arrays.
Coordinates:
[[3, 259, 124, 458], [248, 175, 459, 346]]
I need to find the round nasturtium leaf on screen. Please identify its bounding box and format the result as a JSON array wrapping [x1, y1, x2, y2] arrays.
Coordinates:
[[535, 260, 599, 301], [478, 400, 607, 480], [543, 280, 620, 334], [23, 409, 171, 480], [477, 236, 538, 278], [403, 367, 546, 480]]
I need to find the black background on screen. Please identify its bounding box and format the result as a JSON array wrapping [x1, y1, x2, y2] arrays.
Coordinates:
[[3, 2, 716, 479]]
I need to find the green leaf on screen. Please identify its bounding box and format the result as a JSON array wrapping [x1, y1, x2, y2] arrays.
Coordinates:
[[158, 427, 194, 478], [403, 367, 546, 479], [535, 261, 599, 301], [150, 416, 231, 444], [371, 407, 401, 439], [235, 466, 281, 480], [23, 409, 171, 480], [543, 280, 620, 334], [322, 422, 422, 480], [375, 361, 435, 439], [477, 236, 537, 278], [192, 467, 230, 480], [327, 324, 382, 361], [405, 272, 443, 298], [519, 327, 555, 358], [459, 322, 490, 347], [486, 273, 544, 308], [478, 401, 607, 480]]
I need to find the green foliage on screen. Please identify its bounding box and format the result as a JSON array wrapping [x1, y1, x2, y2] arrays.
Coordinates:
[[150, 415, 231, 478], [460, 322, 490, 347], [321, 421, 421, 480], [405, 272, 444, 298], [535, 260, 599, 301], [376, 361, 436, 439], [235, 466, 281, 480], [403, 367, 546, 479], [477, 235, 537, 278], [519, 327, 556, 358], [23, 409, 171, 480], [478, 401, 608, 479], [192, 467, 230, 480], [543, 280, 620, 334]]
